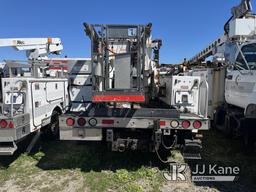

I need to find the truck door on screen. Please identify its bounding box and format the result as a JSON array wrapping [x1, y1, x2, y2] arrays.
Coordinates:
[[225, 43, 256, 109], [31, 82, 46, 128], [45, 81, 65, 102]]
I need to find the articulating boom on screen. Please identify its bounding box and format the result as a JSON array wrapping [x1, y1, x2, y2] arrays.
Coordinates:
[[0, 38, 63, 60]]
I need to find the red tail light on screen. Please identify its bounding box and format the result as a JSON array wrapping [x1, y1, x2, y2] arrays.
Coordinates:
[[77, 118, 86, 126], [102, 119, 114, 125], [182, 120, 190, 129], [0, 120, 8, 128], [193, 120, 202, 129], [9, 121, 14, 129], [66, 118, 75, 126], [160, 121, 166, 126]]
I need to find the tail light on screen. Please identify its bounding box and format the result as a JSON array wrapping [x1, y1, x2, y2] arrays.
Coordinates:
[[193, 120, 202, 129], [77, 118, 86, 126], [170, 120, 179, 128], [66, 118, 75, 126], [182, 120, 190, 129], [89, 118, 97, 127], [9, 121, 14, 129], [0, 120, 8, 128]]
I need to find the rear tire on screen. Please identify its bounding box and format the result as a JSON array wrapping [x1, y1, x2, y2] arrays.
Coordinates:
[[242, 119, 256, 152], [49, 110, 60, 139], [42, 110, 61, 140], [223, 114, 233, 138], [213, 106, 226, 131]]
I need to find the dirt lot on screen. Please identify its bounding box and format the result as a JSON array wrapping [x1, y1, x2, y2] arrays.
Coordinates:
[[0, 130, 255, 192]]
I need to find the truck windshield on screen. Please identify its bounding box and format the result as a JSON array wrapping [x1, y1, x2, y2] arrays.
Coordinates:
[[236, 43, 256, 70]]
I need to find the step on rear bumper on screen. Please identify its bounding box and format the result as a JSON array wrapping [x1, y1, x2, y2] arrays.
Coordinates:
[[0, 137, 17, 155]]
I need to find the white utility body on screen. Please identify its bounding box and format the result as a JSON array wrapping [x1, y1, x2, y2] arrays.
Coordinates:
[[160, 75, 203, 115], [0, 37, 67, 155], [186, 68, 226, 120]]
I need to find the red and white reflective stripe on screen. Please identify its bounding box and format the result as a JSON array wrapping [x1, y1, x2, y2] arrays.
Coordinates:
[[92, 95, 145, 102]]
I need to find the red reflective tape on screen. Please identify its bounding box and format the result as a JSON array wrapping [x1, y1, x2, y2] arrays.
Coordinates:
[[92, 95, 145, 102], [102, 119, 114, 125], [160, 121, 166, 126]]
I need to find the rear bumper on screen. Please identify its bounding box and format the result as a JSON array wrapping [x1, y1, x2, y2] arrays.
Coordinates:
[[0, 114, 30, 141], [0, 114, 30, 156], [0, 124, 30, 141], [59, 112, 209, 141]]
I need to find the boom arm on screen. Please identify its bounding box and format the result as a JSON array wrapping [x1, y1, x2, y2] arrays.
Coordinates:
[[188, 35, 227, 65], [187, 0, 253, 66], [0, 38, 63, 60]]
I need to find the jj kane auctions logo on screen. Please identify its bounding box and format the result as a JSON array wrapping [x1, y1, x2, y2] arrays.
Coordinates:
[[163, 163, 240, 182]]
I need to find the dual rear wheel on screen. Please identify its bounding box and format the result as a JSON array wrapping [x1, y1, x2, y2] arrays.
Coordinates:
[[214, 107, 256, 151], [42, 109, 61, 140]]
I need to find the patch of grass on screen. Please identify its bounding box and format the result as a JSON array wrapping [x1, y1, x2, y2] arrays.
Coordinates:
[[0, 130, 256, 191], [84, 167, 163, 192], [0, 141, 164, 192]]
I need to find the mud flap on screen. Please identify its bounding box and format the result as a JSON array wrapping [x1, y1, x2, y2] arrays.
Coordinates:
[[183, 139, 202, 160], [0, 137, 18, 156]]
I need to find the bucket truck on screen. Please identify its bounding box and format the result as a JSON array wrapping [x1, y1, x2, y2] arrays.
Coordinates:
[[0, 38, 69, 155], [185, 0, 256, 149], [59, 23, 209, 160]]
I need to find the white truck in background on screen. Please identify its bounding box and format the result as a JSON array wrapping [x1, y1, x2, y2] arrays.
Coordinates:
[[0, 38, 69, 155], [0, 57, 92, 155], [185, 0, 256, 149]]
